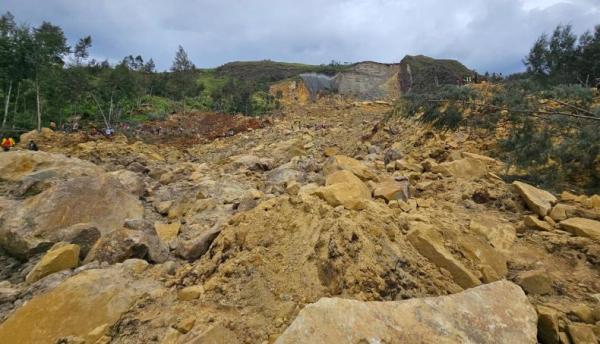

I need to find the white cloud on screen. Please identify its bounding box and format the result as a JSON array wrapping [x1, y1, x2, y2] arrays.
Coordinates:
[[2, 0, 599, 73]]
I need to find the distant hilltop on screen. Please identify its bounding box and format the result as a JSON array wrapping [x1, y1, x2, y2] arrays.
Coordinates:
[[266, 55, 475, 102]]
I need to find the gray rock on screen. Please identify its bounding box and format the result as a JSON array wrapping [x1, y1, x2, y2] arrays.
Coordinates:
[[84, 227, 168, 264], [176, 226, 222, 261], [384, 148, 402, 166]]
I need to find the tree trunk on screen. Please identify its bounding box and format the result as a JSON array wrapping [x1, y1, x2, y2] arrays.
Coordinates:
[[108, 93, 114, 128], [36, 80, 42, 132], [13, 82, 20, 119], [91, 93, 110, 129], [2, 80, 12, 129]]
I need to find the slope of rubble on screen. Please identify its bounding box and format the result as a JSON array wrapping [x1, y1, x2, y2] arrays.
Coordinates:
[[0, 96, 599, 343]]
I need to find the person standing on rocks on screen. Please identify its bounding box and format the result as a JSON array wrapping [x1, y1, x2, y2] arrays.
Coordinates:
[[27, 140, 39, 151], [1, 137, 15, 151]]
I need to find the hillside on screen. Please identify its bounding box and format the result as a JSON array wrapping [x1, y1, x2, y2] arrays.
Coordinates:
[[0, 92, 598, 343], [268, 56, 476, 103], [399, 55, 476, 93], [214, 60, 350, 85]]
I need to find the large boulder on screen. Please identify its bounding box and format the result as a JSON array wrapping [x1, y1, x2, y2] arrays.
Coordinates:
[[0, 152, 144, 259], [567, 323, 597, 344], [275, 280, 537, 343], [0, 150, 102, 195], [560, 218, 600, 242], [323, 155, 376, 181], [524, 215, 554, 231], [0, 263, 161, 344], [316, 170, 371, 210], [516, 270, 553, 295], [537, 305, 560, 344], [513, 181, 557, 217]]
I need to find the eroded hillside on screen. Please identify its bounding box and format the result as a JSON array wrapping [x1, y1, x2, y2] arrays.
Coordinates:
[[0, 96, 598, 343]]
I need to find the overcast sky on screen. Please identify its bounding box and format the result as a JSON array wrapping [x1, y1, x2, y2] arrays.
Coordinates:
[[2, 0, 599, 73]]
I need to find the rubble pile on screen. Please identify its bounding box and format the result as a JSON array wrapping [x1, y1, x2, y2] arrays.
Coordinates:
[[0, 98, 598, 343]]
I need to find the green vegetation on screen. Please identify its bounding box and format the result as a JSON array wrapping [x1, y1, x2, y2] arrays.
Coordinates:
[[214, 60, 348, 83], [398, 82, 600, 192], [399, 55, 476, 93], [396, 23, 600, 194], [0, 13, 349, 134], [525, 24, 600, 87]]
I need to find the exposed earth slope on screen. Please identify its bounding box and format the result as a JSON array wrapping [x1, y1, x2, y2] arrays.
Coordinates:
[[0, 96, 598, 343]]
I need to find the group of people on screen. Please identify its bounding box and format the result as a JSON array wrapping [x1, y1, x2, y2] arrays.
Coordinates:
[[1, 137, 38, 152]]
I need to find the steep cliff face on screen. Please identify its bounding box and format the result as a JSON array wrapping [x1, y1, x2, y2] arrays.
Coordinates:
[[333, 62, 401, 100], [269, 79, 311, 106], [269, 56, 474, 102]]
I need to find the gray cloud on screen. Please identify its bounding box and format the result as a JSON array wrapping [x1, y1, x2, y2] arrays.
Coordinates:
[[2, 0, 598, 73]]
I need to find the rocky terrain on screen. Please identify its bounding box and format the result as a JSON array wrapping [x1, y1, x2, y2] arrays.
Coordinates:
[[0, 96, 599, 344]]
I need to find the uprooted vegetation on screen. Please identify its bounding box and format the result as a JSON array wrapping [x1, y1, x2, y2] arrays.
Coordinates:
[[396, 82, 600, 193]]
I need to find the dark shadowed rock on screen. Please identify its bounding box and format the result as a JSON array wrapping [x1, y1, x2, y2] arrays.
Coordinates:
[[176, 227, 222, 261], [84, 227, 168, 264]]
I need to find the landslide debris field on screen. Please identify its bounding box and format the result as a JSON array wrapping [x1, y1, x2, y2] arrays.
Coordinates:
[[0, 97, 599, 344]]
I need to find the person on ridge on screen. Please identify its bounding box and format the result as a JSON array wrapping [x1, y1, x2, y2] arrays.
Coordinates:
[[27, 140, 39, 151], [1, 137, 15, 151]]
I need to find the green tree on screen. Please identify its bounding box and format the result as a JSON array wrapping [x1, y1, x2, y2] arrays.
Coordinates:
[[525, 24, 588, 85], [0, 11, 17, 128], [577, 25, 600, 87], [170, 45, 195, 72], [31, 21, 69, 131], [168, 45, 197, 113], [73, 35, 92, 65]]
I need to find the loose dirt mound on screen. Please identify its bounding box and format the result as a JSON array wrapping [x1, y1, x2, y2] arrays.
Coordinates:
[[111, 194, 459, 343], [138, 111, 266, 147]]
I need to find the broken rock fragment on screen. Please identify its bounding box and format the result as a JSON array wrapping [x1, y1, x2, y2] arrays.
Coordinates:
[[276, 280, 537, 344], [407, 223, 481, 289], [516, 269, 553, 295], [315, 170, 371, 210], [372, 177, 410, 202], [430, 157, 488, 179], [524, 215, 554, 231], [560, 217, 600, 242], [25, 243, 80, 284], [513, 181, 557, 216], [322, 155, 376, 181]]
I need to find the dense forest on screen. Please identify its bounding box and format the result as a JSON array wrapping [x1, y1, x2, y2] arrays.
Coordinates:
[[0, 11, 347, 134]]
